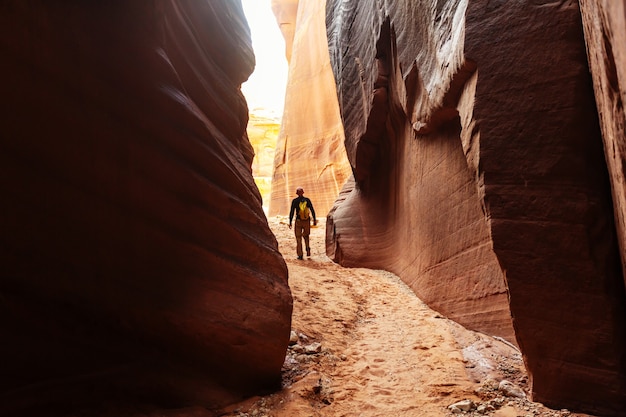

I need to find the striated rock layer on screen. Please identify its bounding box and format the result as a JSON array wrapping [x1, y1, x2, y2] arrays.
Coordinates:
[[268, 0, 352, 218], [326, 0, 626, 415], [0, 1, 292, 415]]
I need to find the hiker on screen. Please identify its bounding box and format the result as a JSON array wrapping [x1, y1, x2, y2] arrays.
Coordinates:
[[288, 187, 317, 260]]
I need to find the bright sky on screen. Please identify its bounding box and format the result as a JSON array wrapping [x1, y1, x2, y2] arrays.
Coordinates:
[[241, 0, 288, 118]]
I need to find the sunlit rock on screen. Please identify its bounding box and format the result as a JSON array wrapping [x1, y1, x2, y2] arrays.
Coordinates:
[[268, 0, 352, 218], [0, 1, 292, 413], [325, 0, 626, 415], [248, 112, 281, 210], [271, 0, 299, 63]]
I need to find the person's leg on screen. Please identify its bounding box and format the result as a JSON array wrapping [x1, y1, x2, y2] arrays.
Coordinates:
[[294, 220, 304, 258], [303, 220, 311, 256]]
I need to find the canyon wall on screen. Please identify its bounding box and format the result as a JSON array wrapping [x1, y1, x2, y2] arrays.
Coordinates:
[[271, 0, 299, 62], [326, 0, 516, 348], [268, 0, 352, 218], [248, 113, 281, 210], [0, 1, 292, 415], [326, 0, 626, 415], [580, 0, 626, 289]]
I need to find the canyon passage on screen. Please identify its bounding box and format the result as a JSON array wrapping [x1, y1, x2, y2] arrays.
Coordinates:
[[218, 217, 596, 417]]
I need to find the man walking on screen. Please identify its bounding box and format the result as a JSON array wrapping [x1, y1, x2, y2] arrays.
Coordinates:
[[288, 187, 317, 260]]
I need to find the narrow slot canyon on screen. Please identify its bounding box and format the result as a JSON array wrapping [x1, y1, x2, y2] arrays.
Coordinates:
[[1, 1, 626, 417], [218, 218, 557, 417]]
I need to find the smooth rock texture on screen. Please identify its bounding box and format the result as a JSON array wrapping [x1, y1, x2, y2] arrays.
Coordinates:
[[325, 0, 516, 348], [268, 0, 352, 218], [464, 2, 626, 414], [326, 0, 626, 415], [0, 1, 292, 415], [580, 0, 626, 289], [271, 0, 299, 62]]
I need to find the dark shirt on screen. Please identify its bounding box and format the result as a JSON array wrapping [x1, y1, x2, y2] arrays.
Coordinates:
[[289, 196, 316, 225]]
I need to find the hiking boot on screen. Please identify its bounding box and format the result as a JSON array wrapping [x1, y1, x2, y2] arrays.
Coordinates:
[[297, 255, 303, 260]]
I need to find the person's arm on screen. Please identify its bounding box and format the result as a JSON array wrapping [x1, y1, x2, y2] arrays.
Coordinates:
[[288, 200, 296, 228], [308, 198, 317, 225]]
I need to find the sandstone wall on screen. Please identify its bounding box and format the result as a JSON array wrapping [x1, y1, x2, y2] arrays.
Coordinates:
[[248, 113, 281, 210], [268, 0, 352, 218], [464, 2, 626, 413], [0, 1, 292, 415], [271, 0, 299, 63], [326, 0, 515, 346], [580, 0, 626, 289], [326, 0, 626, 414]]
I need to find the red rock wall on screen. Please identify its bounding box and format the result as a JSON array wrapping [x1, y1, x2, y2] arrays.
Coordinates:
[[0, 1, 292, 414], [325, 0, 516, 345], [326, 0, 626, 415], [580, 0, 626, 290], [268, 0, 352, 218], [464, 2, 626, 413]]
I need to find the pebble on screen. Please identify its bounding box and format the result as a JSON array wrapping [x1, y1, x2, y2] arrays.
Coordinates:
[[448, 399, 474, 413], [476, 404, 495, 414], [305, 342, 322, 354], [289, 330, 299, 345], [291, 344, 305, 353], [498, 379, 526, 399], [493, 406, 518, 417]]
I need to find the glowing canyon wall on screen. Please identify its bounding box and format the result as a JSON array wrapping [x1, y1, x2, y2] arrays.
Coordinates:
[[325, 0, 626, 415], [0, 1, 291, 415], [268, 0, 352, 217], [248, 113, 281, 210]]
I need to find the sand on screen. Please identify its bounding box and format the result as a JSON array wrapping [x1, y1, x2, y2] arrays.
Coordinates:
[[217, 217, 597, 417]]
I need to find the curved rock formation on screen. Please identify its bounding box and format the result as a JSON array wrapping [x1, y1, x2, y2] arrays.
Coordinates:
[[268, 0, 352, 218], [0, 1, 292, 415], [326, 0, 626, 415], [326, 0, 516, 348]]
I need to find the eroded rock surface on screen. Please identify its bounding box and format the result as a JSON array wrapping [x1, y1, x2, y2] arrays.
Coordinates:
[[268, 0, 352, 218], [326, 0, 626, 415], [0, 1, 291, 414]]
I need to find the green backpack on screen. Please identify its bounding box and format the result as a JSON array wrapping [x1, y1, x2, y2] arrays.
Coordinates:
[[298, 200, 310, 220]]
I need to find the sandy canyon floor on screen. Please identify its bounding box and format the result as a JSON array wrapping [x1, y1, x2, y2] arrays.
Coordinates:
[[216, 217, 597, 417]]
